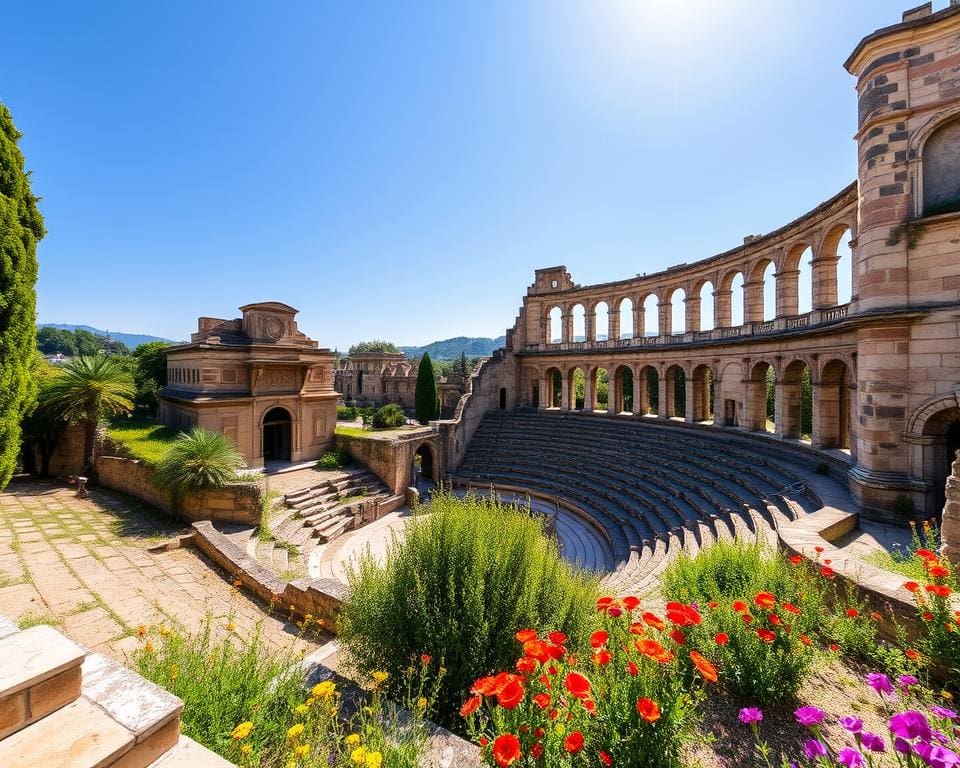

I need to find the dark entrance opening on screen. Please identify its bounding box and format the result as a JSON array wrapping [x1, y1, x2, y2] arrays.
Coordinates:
[[415, 444, 434, 481], [263, 407, 292, 462], [499, 388, 507, 409]]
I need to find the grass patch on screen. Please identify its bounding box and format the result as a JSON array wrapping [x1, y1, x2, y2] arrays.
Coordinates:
[[334, 425, 413, 439], [106, 418, 181, 466], [17, 612, 63, 630]]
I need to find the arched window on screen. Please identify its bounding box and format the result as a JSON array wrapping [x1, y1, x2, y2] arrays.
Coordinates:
[[643, 295, 658, 336], [699, 282, 714, 331], [670, 288, 686, 334], [762, 262, 777, 321], [618, 298, 634, 339], [549, 307, 563, 343], [836, 229, 853, 305], [730, 272, 745, 326], [923, 118, 960, 217], [572, 304, 586, 342], [594, 301, 609, 341], [798, 248, 813, 314]]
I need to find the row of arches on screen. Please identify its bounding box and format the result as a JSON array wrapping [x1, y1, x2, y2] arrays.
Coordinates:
[[545, 228, 853, 343], [526, 356, 853, 451]]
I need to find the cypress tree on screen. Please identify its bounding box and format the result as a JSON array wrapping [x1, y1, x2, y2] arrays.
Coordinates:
[[0, 103, 45, 489], [415, 352, 438, 425]]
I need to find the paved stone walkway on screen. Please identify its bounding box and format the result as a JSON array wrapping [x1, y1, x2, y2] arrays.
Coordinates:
[[0, 480, 324, 662]]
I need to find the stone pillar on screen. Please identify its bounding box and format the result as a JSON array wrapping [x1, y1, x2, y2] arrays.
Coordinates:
[[657, 374, 668, 418], [608, 373, 618, 415], [560, 374, 570, 411], [744, 373, 767, 432], [537, 375, 547, 410], [585, 312, 595, 343], [743, 280, 765, 324], [776, 378, 802, 439], [776, 269, 800, 317], [634, 366, 648, 415], [684, 376, 695, 423], [941, 453, 960, 564], [812, 381, 841, 449], [563, 313, 573, 343], [714, 289, 732, 328], [685, 295, 701, 334], [609, 312, 620, 342], [633, 305, 644, 340], [812, 255, 840, 310], [583, 373, 594, 413], [658, 301, 672, 337]]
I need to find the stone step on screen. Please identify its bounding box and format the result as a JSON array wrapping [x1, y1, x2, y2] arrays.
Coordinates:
[[0, 697, 134, 768], [0, 625, 86, 740], [81, 652, 183, 767], [148, 735, 235, 767], [315, 515, 351, 543]]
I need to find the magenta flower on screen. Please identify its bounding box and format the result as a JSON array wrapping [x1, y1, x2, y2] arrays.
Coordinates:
[[794, 706, 826, 727], [836, 747, 865, 767], [838, 715, 863, 734], [932, 706, 959, 721], [739, 708, 763, 725], [913, 741, 960, 768], [889, 710, 932, 742], [866, 672, 895, 697], [898, 674, 918, 688], [860, 732, 886, 753], [802, 739, 828, 760]]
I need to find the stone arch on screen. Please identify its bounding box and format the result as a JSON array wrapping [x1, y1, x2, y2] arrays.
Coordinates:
[[663, 363, 687, 419], [617, 297, 634, 339], [642, 293, 659, 337], [593, 300, 610, 341], [816, 358, 852, 450], [262, 406, 293, 463], [523, 365, 541, 408], [548, 306, 563, 343], [716, 361, 743, 427], [669, 287, 686, 334], [589, 365, 609, 411], [545, 366, 563, 408], [413, 440, 440, 485], [696, 280, 715, 331], [779, 359, 812, 440], [690, 364, 714, 422], [718, 269, 745, 327], [745, 360, 775, 433], [571, 304, 586, 342], [908, 394, 960, 514], [612, 364, 633, 414], [920, 115, 960, 217], [568, 366, 587, 410], [637, 364, 658, 416], [780, 242, 812, 316], [818, 223, 854, 306], [747, 258, 777, 322]]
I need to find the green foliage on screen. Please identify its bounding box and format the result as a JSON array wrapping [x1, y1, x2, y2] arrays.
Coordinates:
[[647, 368, 659, 413], [414, 353, 438, 425], [19, 357, 67, 475], [0, 102, 45, 489], [316, 450, 352, 470], [662, 539, 823, 703], [132, 341, 171, 415], [399, 336, 504, 361], [36, 326, 77, 355], [106, 418, 180, 466], [336, 406, 358, 420], [153, 427, 245, 496], [338, 490, 598, 730], [372, 404, 406, 429], [42, 355, 135, 476], [348, 339, 399, 355]]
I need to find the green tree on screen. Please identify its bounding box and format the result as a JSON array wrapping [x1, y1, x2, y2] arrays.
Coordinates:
[[371, 403, 405, 429], [73, 329, 101, 356], [19, 356, 65, 476], [133, 341, 171, 415], [414, 352, 438, 425], [36, 327, 77, 356], [42, 356, 135, 478], [153, 428, 245, 510], [98, 335, 129, 356], [0, 103, 45, 489], [348, 339, 399, 355]]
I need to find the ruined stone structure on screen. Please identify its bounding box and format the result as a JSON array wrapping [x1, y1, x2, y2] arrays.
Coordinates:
[[437, 4, 960, 524], [159, 303, 338, 467]]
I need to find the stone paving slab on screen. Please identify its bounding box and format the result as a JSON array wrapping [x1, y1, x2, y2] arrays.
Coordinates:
[[0, 481, 323, 663]]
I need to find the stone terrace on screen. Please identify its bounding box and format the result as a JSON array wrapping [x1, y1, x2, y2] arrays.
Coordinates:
[[0, 480, 323, 661]]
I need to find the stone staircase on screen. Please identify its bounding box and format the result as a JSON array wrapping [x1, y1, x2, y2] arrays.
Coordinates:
[[249, 469, 392, 575], [0, 613, 232, 767]]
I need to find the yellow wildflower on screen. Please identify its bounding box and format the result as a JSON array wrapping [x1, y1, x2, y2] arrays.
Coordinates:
[[365, 751, 383, 768], [351, 745, 367, 764], [312, 680, 336, 698], [231, 721, 254, 740], [295, 703, 309, 715], [226, 621, 236, 632], [371, 670, 389, 685], [158, 625, 170, 637], [417, 697, 428, 710], [240, 744, 252, 754], [294, 744, 311, 757], [137, 624, 147, 638], [169, 664, 178, 681], [144, 641, 154, 654], [345, 733, 360, 746], [286, 723, 304, 740]]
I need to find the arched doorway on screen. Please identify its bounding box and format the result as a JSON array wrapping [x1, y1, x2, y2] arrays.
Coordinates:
[[922, 408, 960, 514], [414, 443, 435, 484], [263, 407, 292, 462], [499, 388, 507, 409]]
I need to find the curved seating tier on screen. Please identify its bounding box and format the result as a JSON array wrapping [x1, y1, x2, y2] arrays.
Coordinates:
[[452, 412, 825, 596]]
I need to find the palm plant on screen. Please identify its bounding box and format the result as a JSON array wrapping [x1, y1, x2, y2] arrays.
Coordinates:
[[43, 355, 135, 478], [153, 428, 245, 508]]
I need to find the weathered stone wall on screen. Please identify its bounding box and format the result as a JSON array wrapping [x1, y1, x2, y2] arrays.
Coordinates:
[[941, 452, 960, 563], [96, 456, 263, 525], [46, 423, 86, 478], [335, 430, 438, 495]]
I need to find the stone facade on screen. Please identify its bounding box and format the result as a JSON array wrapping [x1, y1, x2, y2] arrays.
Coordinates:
[[436, 5, 960, 524], [158, 302, 339, 468]]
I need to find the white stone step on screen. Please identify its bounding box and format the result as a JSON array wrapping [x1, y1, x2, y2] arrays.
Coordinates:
[[148, 735, 235, 767]]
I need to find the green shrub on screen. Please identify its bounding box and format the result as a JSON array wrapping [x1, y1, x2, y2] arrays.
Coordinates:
[[338, 490, 598, 730], [371, 404, 405, 429], [316, 450, 352, 470], [662, 539, 824, 704], [153, 428, 245, 497], [336, 406, 358, 421]]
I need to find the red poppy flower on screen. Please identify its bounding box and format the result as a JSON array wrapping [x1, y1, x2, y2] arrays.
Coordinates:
[[742, 614, 754, 624], [636, 697, 661, 722], [929, 565, 950, 578], [548, 631, 567, 645], [492, 734, 522, 767], [564, 732, 584, 754], [769, 614, 782, 626], [690, 651, 718, 683], [531, 743, 543, 760], [596, 597, 616, 612], [516, 656, 536, 674], [917, 549, 937, 561], [599, 750, 613, 766], [799, 634, 811, 646], [924, 611, 934, 621], [583, 698, 597, 714], [460, 695, 481, 718], [515, 629, 537, 643], [789, 554, 803, 565], [592, 649, 612, 665], [870, 611, 881, 621], [627, 661, 639, 676], [420, 654, 432, 665], [732, 600, 748, 614], [820, 566, 835, 578], [564, 672, 591, 700], [814, 546, 824, 554], [906, 648, 921, 660], [590, 630, 609, 648], [497, 679, 525, 709], [757, 629, 776, 643], [708, 601, 719, 609], [754, 592, 776, 610], [669, 629, 686, 645], [829, 643, 839, 652], [623, 596, 640, 611], [534, 728, 544, 739], [629, 621, 645, 635], [642, 612, 665, 630], [714, 632, 729, 646], [929, 584, 952, 598], [846, 608, 859, 618], [904, 581, 920, 593], [783, 602, 800, 615], [472, 676, 498, 696], [533, 693, 551, 709]]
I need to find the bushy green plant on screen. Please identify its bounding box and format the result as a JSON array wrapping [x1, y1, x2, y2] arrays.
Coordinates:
[[414, 353, 438, 425], [662, 539, 824, 703], [371, 404, 405, 429], [153, 428, 245, 498], [338, 491, 598, 729], [316, 450, 352, 470], [336, 406, 358, 421]]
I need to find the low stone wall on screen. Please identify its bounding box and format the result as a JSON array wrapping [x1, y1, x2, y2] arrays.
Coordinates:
[[335, 430, 436, 496], [95, 456, 263, 526], [777, 507, 924, 644]]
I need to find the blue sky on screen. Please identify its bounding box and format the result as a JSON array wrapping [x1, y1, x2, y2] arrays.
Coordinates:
[[3, 1, 926, 349]]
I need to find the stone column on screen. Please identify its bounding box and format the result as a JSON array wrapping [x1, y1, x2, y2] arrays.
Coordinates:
[[685, 295, 701, 333], [776, 269, 800, 317], [657, 374, 668, 418], [583, 373, 594, 413], [684, 376, 695, 423], [812, 255, 840, 310], [634, 365, 648, 415], [634, 304, 644, 340], [744, 374, 767, 432], [714, 289, 732, 328], [560, 374, 570, 411], [585, 312, 595, 343], [608, 373, 618, 415], [776, 378, 802, 439], [744, 281, 764, 324], [609, 311, 620, 342], [941, 453, 960, 564], [563, 312, 573, 343], [537, 375, 547, 410], [812, 381, 841, 449], [658, 301, 672, 337]]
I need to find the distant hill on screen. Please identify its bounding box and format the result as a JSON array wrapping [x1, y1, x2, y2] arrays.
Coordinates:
[[38, 324, 177, 350], [399, 336, 506, 360]]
